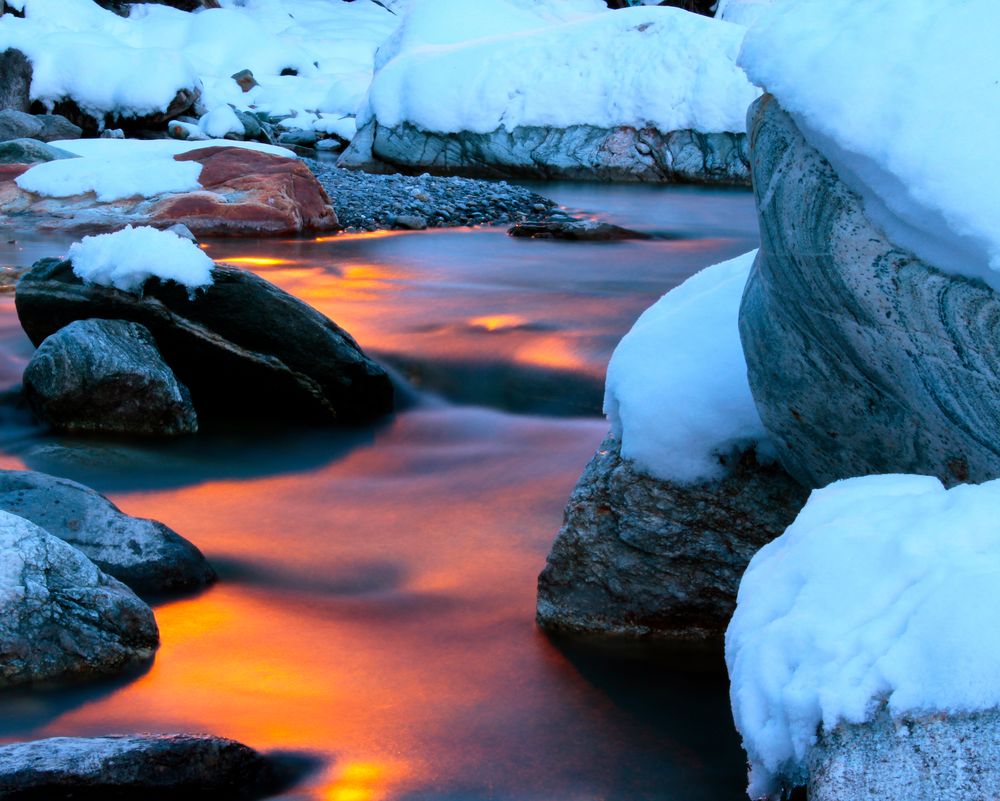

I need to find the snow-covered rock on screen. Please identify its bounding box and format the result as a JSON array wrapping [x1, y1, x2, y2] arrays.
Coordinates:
[[739, 95, 1000, 488], [343, 4, 758, 183], [0, 468, 214, 595], [727, 473, 1000, 798], [24, 318, 200, 437], [0, 509, 159, 688], [715, 0, 774, 26]]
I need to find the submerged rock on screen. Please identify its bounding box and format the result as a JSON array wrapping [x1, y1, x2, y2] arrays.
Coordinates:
[[740, 95, 1000, 487], [0, 468, 214, 595], [0, 734, 276, 799], [0, 138, 77, 165], [339, 120, 750, 185], [24, 319, 199, 437], [0, 49, 31, 113], [807, 708, 1000, 801], [536, 436, 807, 641], [16, 259, 394, 424], [0, 510, 158, 688]]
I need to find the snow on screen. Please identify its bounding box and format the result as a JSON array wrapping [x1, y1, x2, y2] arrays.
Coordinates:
[[726, 473, 1000, 798], [603, 250, 772, 483], [739, 0, 1000, 290], [49, 137, 294, 160], [198, 105, 244, 139], [364, 4, 759, 135], [68, 225, 214, 293], [715, 0, 775, 26]]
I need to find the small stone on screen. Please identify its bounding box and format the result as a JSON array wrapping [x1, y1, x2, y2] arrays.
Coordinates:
[[393, 214, 428, 230], [231, 68, 259, 93], [100, 128, 125, 139], [277, 129, 319, 148]]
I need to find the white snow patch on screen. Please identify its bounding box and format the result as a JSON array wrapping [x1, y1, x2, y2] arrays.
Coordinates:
[[68, 225, 214, 293], [16, 155, 202, 203], [198, 105, 245, 139], [715, 0, 775, 26], [50, 137, 295, 159], [740, 0, 1000, 289], [727, 473, 1000, 798], [364, 5, 759, 135], [603, 250, 771, 483]]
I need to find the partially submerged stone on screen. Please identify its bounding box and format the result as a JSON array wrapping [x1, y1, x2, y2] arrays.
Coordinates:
[[0, 734, 276, 799], [24, 319, 199, 437], [536, 436, 807, 641], [0, 510, 158, 688], [508, 219, 649, 241], [0, 468, 214, 595]]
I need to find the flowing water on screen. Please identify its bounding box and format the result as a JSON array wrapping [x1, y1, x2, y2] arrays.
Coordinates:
[[0, 182, 758, 801]]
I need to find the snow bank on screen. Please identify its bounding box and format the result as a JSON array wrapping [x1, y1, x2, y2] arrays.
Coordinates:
[[198, 105, 244, 139], [68, 225, 214, 293], [715, 0, 775, 26], [603, 250, 771, 483], [50, 138, 295, 160], [727, 473, 1000, 798], [740, 0, 1000, 289], [365, 5, 759, 135]]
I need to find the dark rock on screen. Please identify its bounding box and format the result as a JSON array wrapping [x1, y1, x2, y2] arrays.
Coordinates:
[[23, 319, 199, 437], [33, 114, 83, 142], [508, 219, 650, 241], [536, 436, 807, 641], [0, 109, 42, 142], [339, 119, 750, 185], [277, 129, 318, 148], [0, 468, 214, 595], [37, 86, 201, 136], [0, 138, 77, 165], [16, 260, 394, 424], [0, 734, 277, 799], [0, 510, 158, 688], [739, 95, 1000, 488], [392, 214, 427, 231], [231, 69, 258, 93], [0, 49, 31, 113]]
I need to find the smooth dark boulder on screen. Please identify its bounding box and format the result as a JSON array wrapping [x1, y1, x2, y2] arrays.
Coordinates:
[[23, 319, 199, 437], [508, 219, 649, 241], [739, 95, 1000, 488], [0, 138, 77, 165], [0, 468, 214, 595], [0, 510, 159, 688], [16, 260, 394, 423], [0, 49, 31, 113], [536, 436, 807, 641], [33, 114, 83, 142], [0, 734, 276, 800], [0, 110, 42, 142]]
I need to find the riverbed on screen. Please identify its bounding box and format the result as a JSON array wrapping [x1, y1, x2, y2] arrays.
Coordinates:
[[0, 182, 758, 801]]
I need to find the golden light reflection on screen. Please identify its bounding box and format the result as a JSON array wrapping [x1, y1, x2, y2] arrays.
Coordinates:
[[468, 314, 526, 332], [215, 256, 298, 267], [514, 335, 589, 373], [315, 230, 409, 244], [321, 761, 403, 801]]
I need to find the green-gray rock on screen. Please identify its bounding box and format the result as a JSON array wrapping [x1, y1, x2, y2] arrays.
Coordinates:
[[0, 138, 77, 164]]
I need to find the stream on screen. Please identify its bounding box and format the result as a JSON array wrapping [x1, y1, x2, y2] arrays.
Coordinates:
[[0, 181, 758, 801]]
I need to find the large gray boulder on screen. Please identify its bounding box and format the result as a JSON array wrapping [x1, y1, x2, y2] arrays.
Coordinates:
[[0, 510, 159, 688], [23, 319, 199, 437], [339, 119, 750, 185], [33, 113, 83, 143], [0, 469, 214, 595], [536, 436, 807, 641], [0, 734, 277, 799], [807, 708, 1000, 801], [0, 109, 42, 142], [739, 95, 1000, 488], [0, 49, 31, 113], [0, 138, 78, 165]]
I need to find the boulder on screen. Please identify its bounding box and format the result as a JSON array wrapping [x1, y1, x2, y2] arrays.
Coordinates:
[[1, 146, 340, 236], [0, 510, 158, 688], [24, 319, 199, 437], [38, 86, 201, 136], [16, 260, 394, 424], [0, 468, 214, 595], [536, 436, 807, 641], [739, 95, 1000, 488], [339, 119, 750, 185], [0, 109, 42, 142], [807, 708, 1000, 801], [0, 734, 276, 799], [0, 138, 77, 165], [34, 113, 83, 142], [0, 49, 31, 113], [508, 219, 650, 241]]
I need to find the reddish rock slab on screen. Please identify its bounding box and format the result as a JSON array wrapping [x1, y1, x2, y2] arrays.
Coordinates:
[[0, 146, 339, 237]]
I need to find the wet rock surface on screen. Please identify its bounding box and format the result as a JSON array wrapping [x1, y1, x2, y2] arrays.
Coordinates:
[[536, 436, 807, 641], [740, 95, 1000, 488], [340, 119, 750, 185], [16, 259, 394, 424], [23, 319, 199, 438], [0, 510, 159, 689], [0, 734, 277, 800], [0, 468, 214, 595]]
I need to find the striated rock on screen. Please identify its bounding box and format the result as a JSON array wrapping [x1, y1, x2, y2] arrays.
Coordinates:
[[0, 49, 31, 113], [0, 138, 77, 165], [23, 319, 199, 437], [1, 146, 339, 236], [0, 510, 158, 688], [508, 219, 649, 241], [0, 468, 214, 595], [16, 259, 394, 424], [0, 734, 276, 799], [339, 119, 750, 185], [0, 109, 42, 142], [807, 708, 1000, 801], [739, 95, 1000, 488], [536, 436, 807, 641]]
